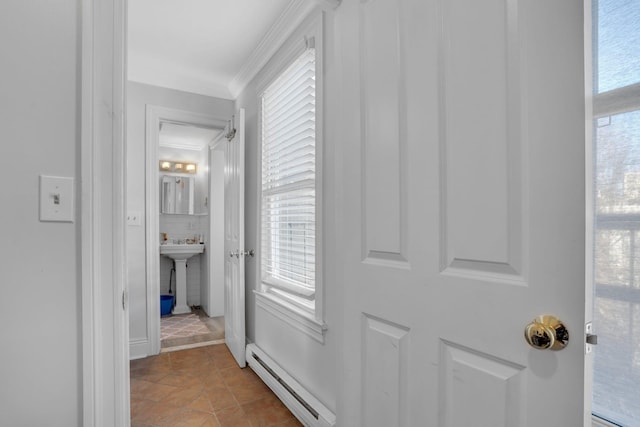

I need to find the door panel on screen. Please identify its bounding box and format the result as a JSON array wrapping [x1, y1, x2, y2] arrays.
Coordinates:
[[224, 108, 246, 367], [336, 0, 588, 425], [362, 315, 410, 427], [360, 0, 407, 264], [441, 0, 523, 276], [440, 341, 525, 427]]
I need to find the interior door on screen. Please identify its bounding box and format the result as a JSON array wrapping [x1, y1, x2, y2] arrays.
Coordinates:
[[336, 0, 589, 426], [224, 108, 246, 367]]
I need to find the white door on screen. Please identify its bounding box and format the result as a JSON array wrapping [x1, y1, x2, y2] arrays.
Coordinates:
[[224, 108, 246, 367], [336, 0, 589, 426]]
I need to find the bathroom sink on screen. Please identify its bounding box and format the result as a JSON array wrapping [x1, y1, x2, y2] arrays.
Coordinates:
[[159, 243, 204, 261], [159, 244, 204, 314]]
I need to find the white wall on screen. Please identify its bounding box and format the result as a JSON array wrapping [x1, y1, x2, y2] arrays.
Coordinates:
[[127, 82, 233, 354], [236, 9, 339, 413], [0, 1, 81, 425]]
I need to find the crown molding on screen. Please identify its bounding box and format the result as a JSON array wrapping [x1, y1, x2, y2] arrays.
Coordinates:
[[318, 0, 341, 8], [158, 141, 208, 151], [228, 0, 317, 98]]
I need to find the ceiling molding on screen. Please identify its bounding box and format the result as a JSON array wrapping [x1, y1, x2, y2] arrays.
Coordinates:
[[159, 141, 210, 151], [316, 0, 341, 8], [228, 0, 316, 98]]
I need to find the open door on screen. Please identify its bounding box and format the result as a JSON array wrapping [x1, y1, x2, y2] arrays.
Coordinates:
[[336, 0, 589, 426], [224, 108, 246, 367]]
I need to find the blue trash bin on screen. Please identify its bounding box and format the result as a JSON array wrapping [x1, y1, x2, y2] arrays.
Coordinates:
[[160, 295, 174, 316]]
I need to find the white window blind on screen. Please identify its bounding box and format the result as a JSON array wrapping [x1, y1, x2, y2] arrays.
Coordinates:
[[261, 47, 316, 303]]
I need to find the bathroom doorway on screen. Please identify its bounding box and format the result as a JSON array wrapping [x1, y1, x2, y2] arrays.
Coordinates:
[[140, 104, 230, 356], [157, 119, 225, 351]]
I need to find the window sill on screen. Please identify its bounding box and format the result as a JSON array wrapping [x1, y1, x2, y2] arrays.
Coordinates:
[[254, 291, 327, 344]]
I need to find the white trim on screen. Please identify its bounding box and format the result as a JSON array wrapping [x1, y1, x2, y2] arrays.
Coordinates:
[[317, 0, 341, 8], [81, 1, 97, 422], [209, 129, 227, 150], [160, 339, 226, 353], [255, 291, 327, 343], [254, 13, 324, 97], [584, 1, 595, 425], [593, 82, 640, 117], [228, 0, 317, 98], [313, 12, 325, 324], [145, 106, 227, 356], [263, 277, 316, 298], [113, 0, 129, 423], [82, 0, 129, 425], [129, 338, 150, 360]]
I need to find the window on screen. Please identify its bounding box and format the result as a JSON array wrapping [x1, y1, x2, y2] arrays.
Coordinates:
[[259, 46, 319, 317], [592, 1, 640, 425]]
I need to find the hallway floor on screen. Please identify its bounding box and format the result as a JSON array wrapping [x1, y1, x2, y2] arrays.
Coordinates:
[[130, 345, 302, 426]]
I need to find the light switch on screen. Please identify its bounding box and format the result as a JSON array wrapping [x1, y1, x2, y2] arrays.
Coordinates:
[[40, 175, 74, 222]]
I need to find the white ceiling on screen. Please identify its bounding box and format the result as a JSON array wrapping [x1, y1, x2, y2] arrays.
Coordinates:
[[128, 0, 293, 99]]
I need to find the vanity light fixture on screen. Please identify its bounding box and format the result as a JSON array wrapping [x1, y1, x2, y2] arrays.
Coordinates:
[[159, 160, 198, 174]]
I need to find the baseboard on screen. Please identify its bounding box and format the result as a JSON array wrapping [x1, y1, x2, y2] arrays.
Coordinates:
[[129, 338, 149, 360], [246, 344, 336, 427]]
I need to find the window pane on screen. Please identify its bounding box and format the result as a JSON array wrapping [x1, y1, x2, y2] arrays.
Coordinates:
[[596, 0, 640, 93], [261, 48, 317, 299], [593, 110, 640, 426]]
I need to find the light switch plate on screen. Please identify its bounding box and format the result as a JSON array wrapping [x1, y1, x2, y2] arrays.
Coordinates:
[[40, 175, 74, 222]]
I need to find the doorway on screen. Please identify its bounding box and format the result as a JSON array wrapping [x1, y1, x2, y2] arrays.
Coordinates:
[[156, 120, 225, 351], [136, 103, 230, 357]]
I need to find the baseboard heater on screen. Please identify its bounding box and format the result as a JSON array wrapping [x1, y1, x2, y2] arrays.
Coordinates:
[[246, 344, 336, 427]]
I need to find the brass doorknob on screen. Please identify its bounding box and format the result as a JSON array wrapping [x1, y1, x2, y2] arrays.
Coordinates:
[[524, 315, 569, 350]]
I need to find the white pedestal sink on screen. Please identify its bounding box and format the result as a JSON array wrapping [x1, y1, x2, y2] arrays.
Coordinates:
[[160, 244, 205, 315]]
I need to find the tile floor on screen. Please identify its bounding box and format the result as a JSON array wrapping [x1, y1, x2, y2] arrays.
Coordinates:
[[161, 309, 225, 350], [130, 344, 303, 427], [161, 314, 211, 341]]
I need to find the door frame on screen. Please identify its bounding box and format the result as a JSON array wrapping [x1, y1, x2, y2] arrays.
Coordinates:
[[81, 0, 128, 424], [145, 105, 227, 355]]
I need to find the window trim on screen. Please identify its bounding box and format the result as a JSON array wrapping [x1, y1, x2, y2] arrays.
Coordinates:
[[254, 291, 326, 343], [590, 4, 640, 425], [255, 11, 326, 338]]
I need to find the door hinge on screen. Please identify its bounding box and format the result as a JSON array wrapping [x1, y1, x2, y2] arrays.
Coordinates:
[[585, 322, 598, 354], [243, 249, 255, 258], [122, 291, 126, 310]]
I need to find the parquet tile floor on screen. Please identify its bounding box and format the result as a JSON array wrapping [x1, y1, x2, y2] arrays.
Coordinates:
[[130, 345, 303, 427]]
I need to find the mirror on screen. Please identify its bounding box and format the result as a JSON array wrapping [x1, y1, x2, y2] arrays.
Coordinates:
[[161, 175, 194, 214]]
